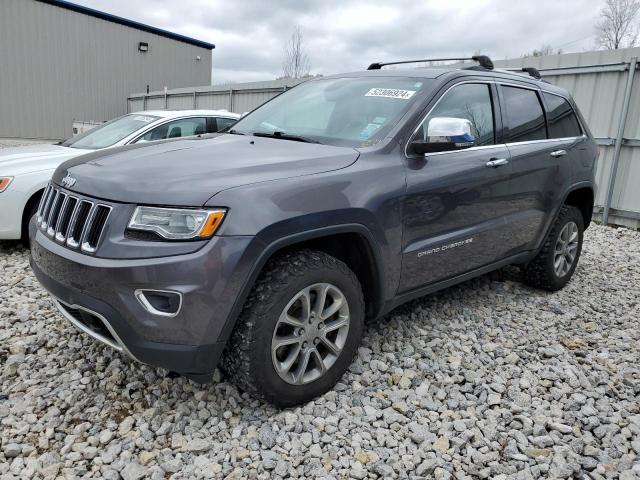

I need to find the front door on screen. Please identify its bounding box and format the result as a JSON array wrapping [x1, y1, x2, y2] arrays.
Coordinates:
[[400, 82, 513, 292]]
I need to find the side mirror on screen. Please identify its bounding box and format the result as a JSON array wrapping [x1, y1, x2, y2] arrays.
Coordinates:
[[410, 117, 477, 155]]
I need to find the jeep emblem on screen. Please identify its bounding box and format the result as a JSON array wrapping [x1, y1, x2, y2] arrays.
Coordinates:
[[61, 173, 76, 188]]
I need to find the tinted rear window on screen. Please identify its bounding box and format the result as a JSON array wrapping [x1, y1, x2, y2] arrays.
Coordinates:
[[502, 86, 546, 142], [543, 92, 582, 138]]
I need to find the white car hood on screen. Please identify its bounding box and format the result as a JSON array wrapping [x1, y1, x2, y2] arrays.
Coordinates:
[[0, 144, 91, 175]]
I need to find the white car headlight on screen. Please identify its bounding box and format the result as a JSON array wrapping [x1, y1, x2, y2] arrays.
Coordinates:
[[128, 206, 226, 240], [0, 177, 13, 193]]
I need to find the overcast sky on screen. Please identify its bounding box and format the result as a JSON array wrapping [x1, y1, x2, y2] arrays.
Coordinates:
[[74, 0, 605, 84]]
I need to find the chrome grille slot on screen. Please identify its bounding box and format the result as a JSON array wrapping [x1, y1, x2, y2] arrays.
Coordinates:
[[40, 187, 57, 228], [47, 192, 69, 236], [66, 200, 93, 249], [81, 205, 111, 253], [47, 192, 67, 236], [55, 196, 78, 242], [36, 184, 52, 222], [37, 182, 112, 254]]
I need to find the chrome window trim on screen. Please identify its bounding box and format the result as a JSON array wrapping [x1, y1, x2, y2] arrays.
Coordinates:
[[404, 78, 587, 158], [414, 143, 508, 158], [134, 289, 183, 318], [505, 135, 587, 148]]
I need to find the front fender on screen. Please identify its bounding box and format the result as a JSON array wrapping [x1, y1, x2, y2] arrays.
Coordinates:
[[214, 222, 389, 351]]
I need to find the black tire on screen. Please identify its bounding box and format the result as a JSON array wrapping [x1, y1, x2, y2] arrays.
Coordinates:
[[523, 205, 584, 291], [222, 249, 364, 407]]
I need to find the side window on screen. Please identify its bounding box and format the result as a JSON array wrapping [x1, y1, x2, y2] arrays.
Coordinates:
[[137, 118, 207, 142], [502, 86, 546, 142], [412, 83, 495, 154], [543, 92, 582, 138], [215, 117, 237, 132]]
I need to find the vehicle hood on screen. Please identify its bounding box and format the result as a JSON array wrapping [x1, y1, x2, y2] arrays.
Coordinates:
[[0, 144, 90, 175], [53, 134, 360, 206]]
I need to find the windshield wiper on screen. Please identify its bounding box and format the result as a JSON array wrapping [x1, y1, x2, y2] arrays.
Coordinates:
[[227, 129, 246, 135], [253, 131, 321, 144]]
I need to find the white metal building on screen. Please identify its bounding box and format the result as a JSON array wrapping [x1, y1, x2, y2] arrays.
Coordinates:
[[0, 0, 214, 140]]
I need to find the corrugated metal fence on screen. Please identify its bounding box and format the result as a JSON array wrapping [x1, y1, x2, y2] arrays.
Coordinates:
[[127, 78, 306, 116], [128, 48, 640, 228]]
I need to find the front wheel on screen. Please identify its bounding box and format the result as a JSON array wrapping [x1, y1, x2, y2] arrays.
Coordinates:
[[522, 205, 584, 291], [222, 249, 364, 407]]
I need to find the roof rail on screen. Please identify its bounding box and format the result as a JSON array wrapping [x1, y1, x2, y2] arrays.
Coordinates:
[[367, 55, 494, 71], [504, 67, 543, 80]]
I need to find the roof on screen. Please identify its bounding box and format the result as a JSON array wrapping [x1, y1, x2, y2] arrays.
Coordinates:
[[36, 0, 215, 50], [132, 110, 240, 119]]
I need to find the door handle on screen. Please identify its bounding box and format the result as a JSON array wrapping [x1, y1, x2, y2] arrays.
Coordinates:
[[485, 158, 509, 168], [550, 149, 567, 158]]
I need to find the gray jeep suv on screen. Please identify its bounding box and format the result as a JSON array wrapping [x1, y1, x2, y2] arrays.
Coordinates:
[[30, 56, 597, 406]]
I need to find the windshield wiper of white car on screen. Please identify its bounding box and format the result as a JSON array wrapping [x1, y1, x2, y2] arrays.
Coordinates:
[[253, 131, 321, 144], [226, 129, 246, 135]]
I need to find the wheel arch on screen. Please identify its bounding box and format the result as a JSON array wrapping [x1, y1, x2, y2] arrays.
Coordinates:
[[21, 187, 46, 240], [220, 224, 386, 347], [563, 184, 594, 229]]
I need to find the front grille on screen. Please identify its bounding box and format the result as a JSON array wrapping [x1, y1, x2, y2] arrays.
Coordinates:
[[36, 183, 111, 253]]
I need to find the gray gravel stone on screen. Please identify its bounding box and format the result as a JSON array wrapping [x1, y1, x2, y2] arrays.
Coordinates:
[[121, 462, 146, 480], [3, 443, 21, 458]]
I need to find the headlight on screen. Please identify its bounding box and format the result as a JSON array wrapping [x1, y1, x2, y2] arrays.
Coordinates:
[[0, 177, 13, 193], [128, 206, 226, 240]]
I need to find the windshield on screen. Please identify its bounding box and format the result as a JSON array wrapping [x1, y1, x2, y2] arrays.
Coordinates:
[[62, 114, 160, 149], [231, 77, 431, 147]]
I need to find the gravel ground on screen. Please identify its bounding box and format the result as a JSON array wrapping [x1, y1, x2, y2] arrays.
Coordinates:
[[1, 224, 639, 479]]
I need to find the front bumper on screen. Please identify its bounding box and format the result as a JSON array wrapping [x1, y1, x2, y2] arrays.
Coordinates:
[[30, 224, 257, 378]]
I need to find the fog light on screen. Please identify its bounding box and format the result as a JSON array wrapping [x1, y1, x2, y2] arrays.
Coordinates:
[[135, 289, 182, 317]]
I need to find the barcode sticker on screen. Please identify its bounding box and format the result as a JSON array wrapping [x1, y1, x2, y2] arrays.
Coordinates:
[[365, 88, 416, 99]]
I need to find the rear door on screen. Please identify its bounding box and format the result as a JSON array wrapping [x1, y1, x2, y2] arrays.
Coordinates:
[[399, 82, 514, 292], [500, 84, 583, 253]]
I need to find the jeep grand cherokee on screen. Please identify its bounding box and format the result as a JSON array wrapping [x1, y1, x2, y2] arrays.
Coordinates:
[[30, 56, 596, 406]]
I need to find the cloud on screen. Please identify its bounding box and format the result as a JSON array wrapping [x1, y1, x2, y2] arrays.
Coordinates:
[[74, 0, 604, 84]]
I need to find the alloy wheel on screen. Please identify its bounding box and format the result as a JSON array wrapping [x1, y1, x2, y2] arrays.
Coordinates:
[[271, 283, 350, 385], [553, 221, 579, 277]]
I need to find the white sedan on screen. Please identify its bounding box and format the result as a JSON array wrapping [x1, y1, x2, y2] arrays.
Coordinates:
[[0, 109, 239, 240]]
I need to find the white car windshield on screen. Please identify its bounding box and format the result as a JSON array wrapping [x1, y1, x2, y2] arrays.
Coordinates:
[[230, 77, 431, 147], [62, 114, 160, 149]]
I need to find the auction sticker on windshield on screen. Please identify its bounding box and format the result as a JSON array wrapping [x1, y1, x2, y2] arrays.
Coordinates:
[[365, 88, 416, 99]]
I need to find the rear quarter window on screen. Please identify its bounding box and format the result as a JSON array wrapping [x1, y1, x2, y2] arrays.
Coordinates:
[[502, 86, 546, 143], [543, 92, 582, 138]]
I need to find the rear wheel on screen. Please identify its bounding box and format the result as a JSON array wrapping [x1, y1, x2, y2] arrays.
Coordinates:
[[522, 205, 584, 291], [222, 249, 364, 407]]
